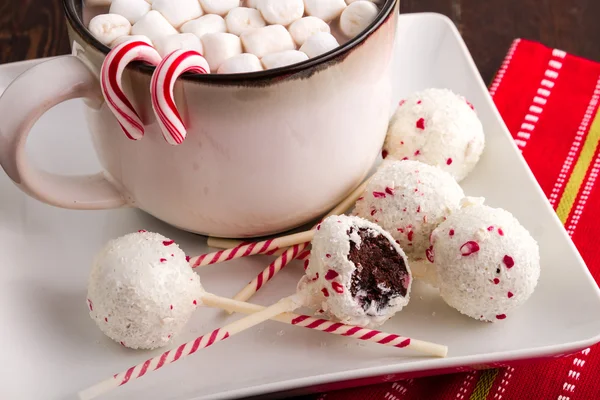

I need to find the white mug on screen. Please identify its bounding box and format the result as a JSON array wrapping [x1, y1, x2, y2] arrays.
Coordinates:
[[0, 0, 399, 238]]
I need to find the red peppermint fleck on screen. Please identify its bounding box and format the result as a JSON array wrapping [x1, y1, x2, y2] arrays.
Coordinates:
[[385, 187, 395, 196], [496, 314, 507, 320], [417, 100, 422, 104], [508, 292, 514, 298], [399, 99, 406, 106], [104, 317, 108, 322], [160, 258, 167, 263], [498, 228, 505, 236], [407, 231, 414, 241], [303, 259, 310, 270], [186, 256, 191, 262], [414, 188, 418, 193], [321, 288, 330, 297], [357, 197, 364, 201], [466, 100, 475, 110], [87, 299, 93, 311], [402, 157, 409, 161], [426, 246, 435, 263], [163, 240, 175, 246], [400, 141, 405, 145], [317, 224, 321, 230], [416, 205, 421, 213], [493, 278, 500, 285], [311, 273, 320, 282], [397, 228, 404, 233], [414, 150, 421, 156], [168, 335, 172, 339], [371, 209, 377, 216], [446, 158, 453, 165], [317, 309, 325, 314], [193, 300, 197, 305], [503, 255, 515, 268], [460, 241, 480, 256], [487, 226, 494, 232], [326, 254, 331, 259], [138, 229, 147, 233], [120, 341, 126, 347], [416, 118, 425, 130], [373, 191, 386, 198], [170, 305, 173, 310], [382, 149, 388, 159], [325, 270, 339, 280], [332, 282, 344, 294], [403, 208, 407, 212], [171, 254, 174, 257]]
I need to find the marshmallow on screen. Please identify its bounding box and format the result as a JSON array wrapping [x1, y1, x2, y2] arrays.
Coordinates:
[[244, 0, 259, 7], [110, 34, 153, 47], [261, 49, 308, 69], [132, 10, 178, 42], [109, 0, 151, 24], [180, 14, 227, 38], [201, 32, 243, 71], [225, 7, 266, 36], [154, 33, 204, 58], [288, 16, 331, 46], [340, 0, 379, 38], [299, 32, 339, 58], [88, 14, 132, 46], [257, 0, 304, 26], [199, 0, 240, 16], [152, 0, 203, 28], [241, 24, 295, 59], [217, 53, 263, 74], [304, 0, 347, 22]]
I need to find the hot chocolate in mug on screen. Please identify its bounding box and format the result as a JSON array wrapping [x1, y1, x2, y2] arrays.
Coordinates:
[[0, 0, 398, 238]]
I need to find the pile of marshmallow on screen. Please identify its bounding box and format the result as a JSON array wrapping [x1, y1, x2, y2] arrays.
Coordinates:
[[87, 0, 382, 74]]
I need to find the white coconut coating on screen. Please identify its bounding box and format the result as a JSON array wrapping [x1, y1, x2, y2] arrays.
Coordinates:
[[87, 231, 204, 349], [383, 88, 485, 182], [431, 204, 540, 322], [353, 160, 465, 262], [298, 215, 412, 328]]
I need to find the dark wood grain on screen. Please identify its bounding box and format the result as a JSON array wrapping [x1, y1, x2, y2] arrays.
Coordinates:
[[1, 0, 599, 85]]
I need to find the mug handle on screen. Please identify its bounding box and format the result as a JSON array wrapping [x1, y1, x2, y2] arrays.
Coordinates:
[[0, 55, 127, 210]]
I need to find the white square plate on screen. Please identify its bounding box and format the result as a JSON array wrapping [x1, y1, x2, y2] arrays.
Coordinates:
[[2, 13, 600, 400]]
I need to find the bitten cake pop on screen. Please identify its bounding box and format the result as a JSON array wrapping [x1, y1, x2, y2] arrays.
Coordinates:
[[353, 160, 465, 263], [87, 231, 204, 349], [430, 203, 540, 322], [298, 215, 412, 328], [383, 88, 485, 182]]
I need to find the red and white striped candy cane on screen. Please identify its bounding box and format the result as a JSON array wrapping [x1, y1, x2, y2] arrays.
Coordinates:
[[151, 49, 210, 145], [100, 40, 162, 140]]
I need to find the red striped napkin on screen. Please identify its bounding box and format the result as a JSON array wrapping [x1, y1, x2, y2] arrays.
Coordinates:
[[304, 39, 600, 400]]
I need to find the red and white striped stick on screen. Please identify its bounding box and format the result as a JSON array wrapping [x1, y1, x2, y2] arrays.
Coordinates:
[[78, 295, 299, 400], [188, 231, 313, 268], [151, 49, 210, 145], [202, 293, 447, 357], [100, 40, 162, 140]]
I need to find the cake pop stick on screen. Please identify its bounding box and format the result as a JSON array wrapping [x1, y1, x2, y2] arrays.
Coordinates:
[[202, 293, 447, 357], [100, 40, 162, 140], [150, 49, 210, 145], [192, 179, 370, 268], [78, 295, 300, 400]]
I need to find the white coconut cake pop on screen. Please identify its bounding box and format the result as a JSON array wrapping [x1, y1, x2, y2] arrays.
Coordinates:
[[430, 203, 540, 322], [353, 160, 465, 264], [87, 231, 203, 349], [298, 215, 412, 328], [383, 88, 485, 182]]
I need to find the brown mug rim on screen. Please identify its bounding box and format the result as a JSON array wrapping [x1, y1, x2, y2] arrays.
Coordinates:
[[63, 0, 397, 84]]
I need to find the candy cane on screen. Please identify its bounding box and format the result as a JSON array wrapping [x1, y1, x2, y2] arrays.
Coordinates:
[[100, 40, 162, 140], [151, 49, 210, 145]]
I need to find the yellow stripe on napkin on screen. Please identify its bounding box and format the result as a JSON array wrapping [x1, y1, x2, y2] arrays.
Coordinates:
[[470, 369, 499, 400]]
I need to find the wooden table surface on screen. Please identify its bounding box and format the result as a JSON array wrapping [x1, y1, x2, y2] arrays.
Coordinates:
[[1, 0, 599, 84]]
